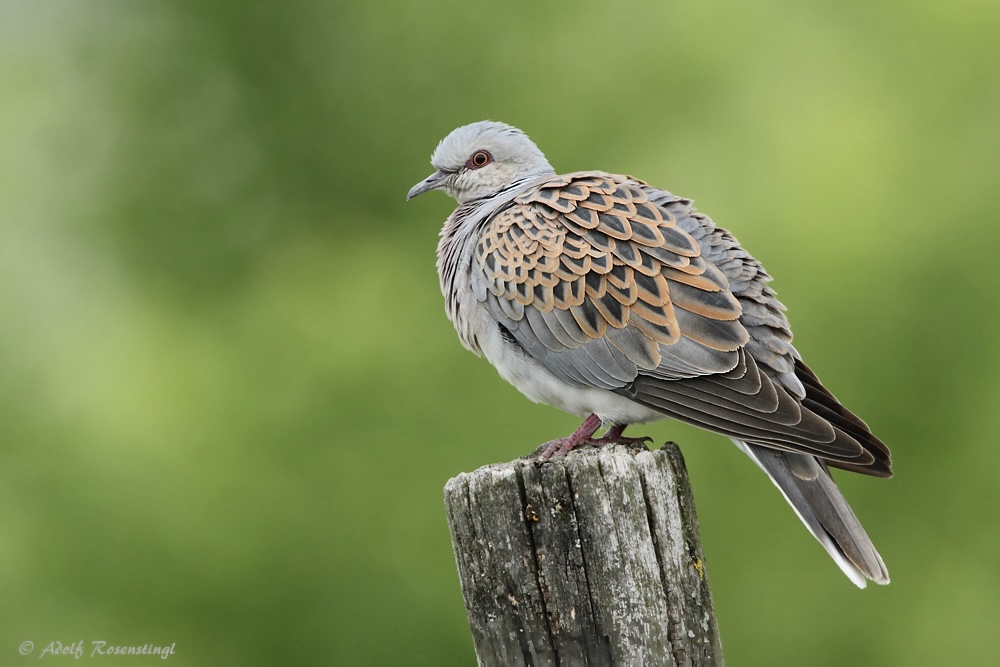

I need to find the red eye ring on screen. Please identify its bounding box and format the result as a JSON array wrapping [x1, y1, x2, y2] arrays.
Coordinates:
[[466, 150, 492, 169]]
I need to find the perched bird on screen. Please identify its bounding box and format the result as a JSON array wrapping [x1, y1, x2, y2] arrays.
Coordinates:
[[408, 120, 891, 587]]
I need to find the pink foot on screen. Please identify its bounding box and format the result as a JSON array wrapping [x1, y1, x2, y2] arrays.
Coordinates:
[[537, 438, 577, 459], [535, 418, 651, 459], [536, 414, 603, 459]]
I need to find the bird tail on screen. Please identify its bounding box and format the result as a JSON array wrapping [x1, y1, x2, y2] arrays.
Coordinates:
[[733, 440, 889, 587]]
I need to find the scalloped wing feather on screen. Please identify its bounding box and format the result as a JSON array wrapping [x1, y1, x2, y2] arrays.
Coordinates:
[[474, 172, 747, 383]]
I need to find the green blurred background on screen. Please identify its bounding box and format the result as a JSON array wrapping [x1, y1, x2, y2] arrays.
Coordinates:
[[1, 0, 997, 664]]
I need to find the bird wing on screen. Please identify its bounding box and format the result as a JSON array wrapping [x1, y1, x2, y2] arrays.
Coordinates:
[[474, 172, 746, 383], [472, 171, 891, 475]]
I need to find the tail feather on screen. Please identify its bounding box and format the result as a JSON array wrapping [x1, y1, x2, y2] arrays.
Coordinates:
[[734, 440, 889, 587]]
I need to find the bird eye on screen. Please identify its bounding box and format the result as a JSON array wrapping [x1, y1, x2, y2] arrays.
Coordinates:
[[467, 150, 492, 169]]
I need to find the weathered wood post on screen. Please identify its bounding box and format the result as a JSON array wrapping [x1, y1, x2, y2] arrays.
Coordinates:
[[444, 442, 723, 666]]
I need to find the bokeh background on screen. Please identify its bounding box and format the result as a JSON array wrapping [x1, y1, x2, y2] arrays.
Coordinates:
[[2, 0, 997, 664]]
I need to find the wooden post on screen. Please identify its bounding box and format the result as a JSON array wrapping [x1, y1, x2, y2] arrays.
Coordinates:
[[444, 442, 723, 666]]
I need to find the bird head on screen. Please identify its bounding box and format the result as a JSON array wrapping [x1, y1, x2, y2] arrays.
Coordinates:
[[407, 121, 555, 204]]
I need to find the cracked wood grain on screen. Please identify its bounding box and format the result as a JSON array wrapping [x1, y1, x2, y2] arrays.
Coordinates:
[[444, 443, 723, 666]]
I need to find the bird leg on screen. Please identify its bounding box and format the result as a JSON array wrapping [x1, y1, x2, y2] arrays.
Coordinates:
[[536, 416, 653, 459]]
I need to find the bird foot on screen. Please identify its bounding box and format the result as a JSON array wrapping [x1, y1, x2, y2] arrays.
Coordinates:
[[534, 413, 604, 459], [534, 437, 573, 459], [533, 417, 651, 459]]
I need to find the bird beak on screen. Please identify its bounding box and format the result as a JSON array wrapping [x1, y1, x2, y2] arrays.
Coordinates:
[[407, 170, 448, 200]]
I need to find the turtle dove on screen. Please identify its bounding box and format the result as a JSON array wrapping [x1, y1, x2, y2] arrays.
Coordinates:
[[408, 121, 891, 587]]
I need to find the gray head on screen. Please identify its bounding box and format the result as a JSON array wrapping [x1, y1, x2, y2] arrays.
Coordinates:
[[407, 121, 555, 204]]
